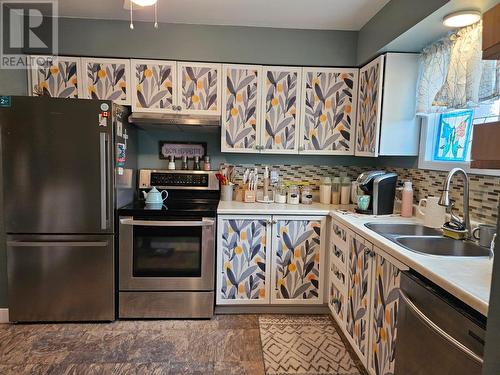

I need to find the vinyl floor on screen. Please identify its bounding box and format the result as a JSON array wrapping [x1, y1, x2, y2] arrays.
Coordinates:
[[0, 314, 365, 375]]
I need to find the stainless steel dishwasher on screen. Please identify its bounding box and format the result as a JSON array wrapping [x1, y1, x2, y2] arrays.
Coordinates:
[[395, 272, 486, 375]]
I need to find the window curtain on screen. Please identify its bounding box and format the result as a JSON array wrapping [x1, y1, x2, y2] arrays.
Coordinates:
[[416, 21, 499, 114]]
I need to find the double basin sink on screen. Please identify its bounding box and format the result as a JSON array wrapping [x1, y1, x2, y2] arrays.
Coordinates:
[[365, 223, 490, 257]]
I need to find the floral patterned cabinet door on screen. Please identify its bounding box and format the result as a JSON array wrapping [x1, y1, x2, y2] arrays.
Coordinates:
[[368, 253, 402, 375], [221, 64, 261, 152], [299, 68, 358, 155], [271, 217, 325, 304], [131, 59, 177, 113], [216, 216, 272, 304], [28, 56, 82, 98], [177, 62, 221, 115], [346, 234, 374, 365], [355, 55, 385, 157], [260, 67, 302, 154], [82, 58, 131, 104]]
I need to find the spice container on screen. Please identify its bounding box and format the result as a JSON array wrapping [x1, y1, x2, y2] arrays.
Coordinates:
[[181, 156, 189, 170], [203, 155, 211, 171], [275, 181, 287, 203], [340, 177, 351, 205], [331, 177, 341, 205], [168, 155, 176, 170], [319, 177, 332, 204], [287, 185, 300, 205], [193, 156, 201, 170], [301, 186, 313, 204]]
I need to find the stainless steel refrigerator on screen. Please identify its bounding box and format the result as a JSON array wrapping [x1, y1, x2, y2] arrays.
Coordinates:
[[0, 96, 136, 322]]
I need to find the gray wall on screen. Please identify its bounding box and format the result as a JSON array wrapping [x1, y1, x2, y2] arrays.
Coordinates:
[[356, 0, 448, 64]]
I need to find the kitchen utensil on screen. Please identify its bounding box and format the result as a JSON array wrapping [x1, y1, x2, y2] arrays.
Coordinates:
[[220, 184, 233, 201], [142, 187, 168, 204], [357, 195, 371, 211], [472, 224, 497, 248], [418, 196, 446, 228]]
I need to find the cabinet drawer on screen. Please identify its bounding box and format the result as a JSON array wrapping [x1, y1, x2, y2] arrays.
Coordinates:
[[331, 263, 347, 291], [331, 221, 349, 252], [329, 278, 346, 325]]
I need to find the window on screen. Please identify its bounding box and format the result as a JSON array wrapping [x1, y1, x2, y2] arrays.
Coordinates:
[[418, 98, 500, 175]]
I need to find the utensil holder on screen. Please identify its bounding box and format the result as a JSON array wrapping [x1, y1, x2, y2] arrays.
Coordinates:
[[244, 189, 256, 203], [234, 186, 244, 202], [220, 185, 233, 201]]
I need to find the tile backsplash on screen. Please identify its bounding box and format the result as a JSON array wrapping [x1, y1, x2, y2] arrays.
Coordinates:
[[221, 163, 500, 225]]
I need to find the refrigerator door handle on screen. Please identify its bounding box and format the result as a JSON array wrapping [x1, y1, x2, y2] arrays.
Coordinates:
[[99, 132, 109, 230]]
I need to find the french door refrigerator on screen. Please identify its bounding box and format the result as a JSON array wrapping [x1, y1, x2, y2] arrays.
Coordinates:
[[0, 96, 136, 322]]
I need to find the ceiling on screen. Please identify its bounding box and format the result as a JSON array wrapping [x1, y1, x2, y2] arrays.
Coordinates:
[[54, 0, 391, 30], [384, 0, 498, 52]]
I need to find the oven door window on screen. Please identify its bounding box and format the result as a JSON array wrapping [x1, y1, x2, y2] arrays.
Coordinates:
[[133, 225, 202, 277]]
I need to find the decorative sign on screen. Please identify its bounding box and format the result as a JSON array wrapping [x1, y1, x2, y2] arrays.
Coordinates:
[[434, 110, 473, 162], [159, 141, 207, 159]]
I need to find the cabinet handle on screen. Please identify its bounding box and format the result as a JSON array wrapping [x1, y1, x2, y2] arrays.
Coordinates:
[[365, 249, 371, 256], [335, 250, 341, 257], [332, 298, 339, 305]]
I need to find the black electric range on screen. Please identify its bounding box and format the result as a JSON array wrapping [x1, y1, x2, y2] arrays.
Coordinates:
[[117, 169, 220, 319], [117, 169, 220, 218]]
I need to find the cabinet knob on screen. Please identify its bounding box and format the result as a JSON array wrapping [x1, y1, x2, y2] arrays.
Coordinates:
[[332, 298, 339, 305]]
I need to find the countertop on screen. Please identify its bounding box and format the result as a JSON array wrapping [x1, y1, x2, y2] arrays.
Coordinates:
[[217, 201, 348, 215], [330, 210, 492, 317]]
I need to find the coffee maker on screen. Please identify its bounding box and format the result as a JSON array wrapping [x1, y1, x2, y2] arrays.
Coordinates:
[[355, 171, 398, 215]]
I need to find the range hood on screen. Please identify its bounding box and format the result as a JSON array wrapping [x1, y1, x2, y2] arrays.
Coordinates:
[[128, 112, 221, 127]]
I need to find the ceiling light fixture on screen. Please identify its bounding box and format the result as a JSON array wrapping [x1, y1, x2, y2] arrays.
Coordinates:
[[443, 10, 481, 28], [129, 0, 159, 30], [131, 0, 157, 6]]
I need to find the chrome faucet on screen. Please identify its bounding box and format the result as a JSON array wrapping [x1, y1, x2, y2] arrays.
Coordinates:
[[438, 168, 471, 238]]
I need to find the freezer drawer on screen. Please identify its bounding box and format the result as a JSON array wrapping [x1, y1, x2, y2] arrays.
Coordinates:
[[7, 234, 115, 322]]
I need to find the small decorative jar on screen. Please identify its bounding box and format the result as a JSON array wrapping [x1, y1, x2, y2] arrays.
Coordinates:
[[301, 186, 313, 205], [275, 181, 287, 203], [287, 185, 300, 205]]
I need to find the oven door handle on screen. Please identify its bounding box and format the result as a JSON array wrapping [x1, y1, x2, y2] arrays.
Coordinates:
[[120, 218, 215, 227], [399, 290, 483, 364]]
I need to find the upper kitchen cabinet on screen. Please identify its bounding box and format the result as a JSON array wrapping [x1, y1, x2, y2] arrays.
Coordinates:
[[81, 58, 131, 105], [355, 53, 420, 157], [482, 3, 500, 60], [299, 67, 358, 155], [28, 56, 82, 98], [221, 64, 262, 152], [177, 62, 221, 115], [131, 59, 177, 113], [260, 66, 302, 154]]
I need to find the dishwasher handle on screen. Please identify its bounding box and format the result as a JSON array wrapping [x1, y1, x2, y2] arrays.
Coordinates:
[[399, 290, 483, 365]]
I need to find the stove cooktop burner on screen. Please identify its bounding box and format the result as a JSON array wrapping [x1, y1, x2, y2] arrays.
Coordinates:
[[118, 198, 218, 218]]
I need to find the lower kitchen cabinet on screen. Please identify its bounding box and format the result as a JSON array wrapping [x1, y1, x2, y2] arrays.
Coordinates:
[[216, 215, 326, 306], [271, 216, 325, 304], [346, 234, 374, 364], [216, 215, 272, 304], [368, 254, 401, 375], [328, 218, 407, 375]]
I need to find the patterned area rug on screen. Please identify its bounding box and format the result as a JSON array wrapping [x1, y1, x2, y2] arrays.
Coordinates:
[[259, 315, 361, 375]]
